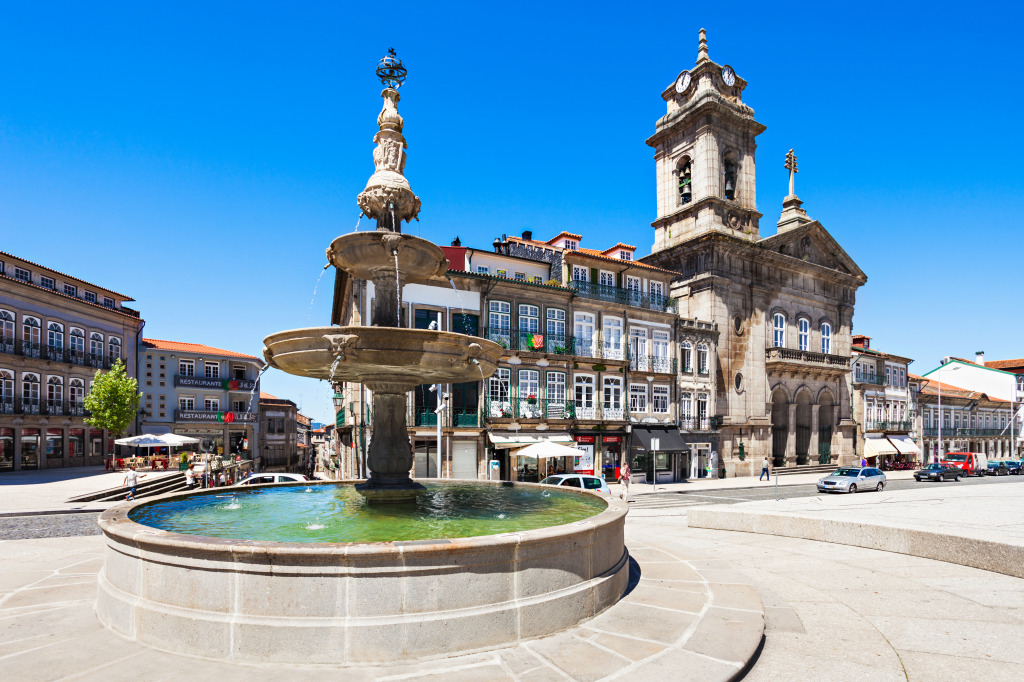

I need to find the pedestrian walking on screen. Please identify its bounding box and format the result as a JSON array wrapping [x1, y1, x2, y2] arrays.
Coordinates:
[[861, 457, 867, 468], [760, 457, 770, 481], [219, 471, 227, 486], [619, 459, 631, 501], [123, 465, 146, 500], [185, 463, 196, 490]]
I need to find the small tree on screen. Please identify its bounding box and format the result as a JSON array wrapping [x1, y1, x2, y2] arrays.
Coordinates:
[[85, 358, 141, 453]]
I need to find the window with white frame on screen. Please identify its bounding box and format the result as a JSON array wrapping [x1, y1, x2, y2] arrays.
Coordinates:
[[179, 359, 195, 376], [697, 393, 709, 428], [514, 272, 526, 281], [603, 317, 623, 359], [89, 332, 103, 357], [204, 397, 220, 411], [546, 308, 565, 342], [476, 265, 489, 274], [108, 337, 121, 360], [629, 383, 647, 413], [680, 342, 693, 372], [599, 271, 614, 287], [619, 250, 631, 261], [798, 318, 809, 351], [103, 297, 114, 308], [40, 276, 55, 290], [572, 265, 588, 282], [232, 400, 246, 413], [47, 323, 64, 350], [64, 284, 77, 297], [69, 379, 84, 405], [0, 311, 13, 342], [204, 361, 219, 378], [821, 322, 832, 354], [47, 376, 63, 405], [652, 330, 670, 372], [179, 395, 196, 411], [546, 372, 566, 404], [900, 368, 906, 388], [697, 343, 709, 375], [84, 291, 97, 303], [488, 300, 510, 330], [488, 367, 510, 405], [625, 276, 641, 303], [574, 312, 596, 356], [0, 370, 12, 402], [772, 313, 786, 348], [22, 373, 40, 402], [518, 370, 539, 402], [564, 239, 578, 251], [69, 328, 84, 354], [603, 377, 623, 417], [679, 392, 693, 423], [14, 267, 30, 283], [574, 375, 595, 416], [495, 269, 508, 279], [519, 305, 539, 333], [885, 366, 892, 386], [649, 281, 665, 301], [653, 385, 670, 413]]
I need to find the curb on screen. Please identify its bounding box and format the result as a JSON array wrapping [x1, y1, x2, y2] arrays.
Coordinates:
[[687, 506, 1024, 580], [0, 509, 107, 518]]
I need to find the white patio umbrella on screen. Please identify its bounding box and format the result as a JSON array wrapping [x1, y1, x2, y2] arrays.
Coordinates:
[[114, 433, 200, 447], [513, 441, 581, 460]]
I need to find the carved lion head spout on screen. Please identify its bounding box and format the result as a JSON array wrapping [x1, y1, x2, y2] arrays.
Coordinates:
[[464, 342, 483, 362], [381, 233, 403, 255], [324, 334, 360, 361]]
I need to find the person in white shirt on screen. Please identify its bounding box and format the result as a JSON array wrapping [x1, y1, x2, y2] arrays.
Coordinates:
[[760, 457, 771, 481], [124, 466, 146, 500], [185, 463, 196, 490]]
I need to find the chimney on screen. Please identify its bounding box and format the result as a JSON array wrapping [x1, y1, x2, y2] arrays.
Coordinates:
[[976, 351, 985, 365], [521, 230, 533, 241], [451, 236, 461, 247]]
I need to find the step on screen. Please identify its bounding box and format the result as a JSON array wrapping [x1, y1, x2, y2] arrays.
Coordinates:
[[773, 464, 836, 477], [66, 472, 185, 503]]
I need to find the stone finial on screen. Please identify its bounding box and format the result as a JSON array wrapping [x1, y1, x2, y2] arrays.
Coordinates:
[[778, 149, 810, 232], [785, 149, 798, 197], [698, 28, 709, 62]]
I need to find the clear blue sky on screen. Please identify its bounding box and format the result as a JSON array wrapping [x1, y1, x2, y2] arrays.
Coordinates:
[[2, 2, 1022, 422]]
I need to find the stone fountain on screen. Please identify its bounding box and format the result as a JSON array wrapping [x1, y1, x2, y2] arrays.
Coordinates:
[[94, 51, 628, 666]]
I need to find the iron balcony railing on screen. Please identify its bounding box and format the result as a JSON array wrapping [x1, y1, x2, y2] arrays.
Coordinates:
[[765, 347, 851, 368], [922, 427, 1008, 438], [868, 420, 914, 432], [451, 409, 482, 427], [853, 372, 886, 385], [482, 328, 579, 356], [678, 417, 712, 431], [410, 407, 482, 428], [0, 398, 89, 417], [629, 355, 676, 374], [568, 280, 677, 313], [484, 397, 627, 421]]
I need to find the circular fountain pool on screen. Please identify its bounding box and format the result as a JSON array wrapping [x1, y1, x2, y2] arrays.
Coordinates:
[[128, 482, 606, 543], [97, 480, 628, 666]]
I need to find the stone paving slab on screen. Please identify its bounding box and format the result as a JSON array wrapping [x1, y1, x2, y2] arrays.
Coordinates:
[[0, 530, 763, 682], [688, 481, 1024, 578]]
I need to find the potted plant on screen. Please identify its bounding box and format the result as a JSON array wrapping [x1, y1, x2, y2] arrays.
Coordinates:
[[526, 393, 537, 405]]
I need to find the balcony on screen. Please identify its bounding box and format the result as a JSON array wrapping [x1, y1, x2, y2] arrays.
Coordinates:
[[451, 409, 482, 427], [484, 397, 626, 421], [568, 280, 676, 313], [0, 398, 89, 417], [853, 372, 886, 386], [867, 420, 914, 433], [629, 355, 676, 374], [765, 347, 851, 377], [482, 328, 579, 356], [409, 407, 482, 428], [678, 417, 712, 431], [921, 427, 1008, 438]]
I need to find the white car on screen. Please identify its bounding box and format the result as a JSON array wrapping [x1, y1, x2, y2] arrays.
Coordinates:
[[539, 474, 612, 495], [236, 473, 309, 486]]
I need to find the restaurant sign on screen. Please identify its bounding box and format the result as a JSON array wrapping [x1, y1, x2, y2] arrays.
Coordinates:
[[176, 410, 257, 423], [174, 376, 256, 391]]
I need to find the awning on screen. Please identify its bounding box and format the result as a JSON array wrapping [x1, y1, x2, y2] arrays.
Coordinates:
[[887, 435, 920, 456], [631, 427, 688, 452], [488, 432, 576, 449], [863, 434, 898, 458]]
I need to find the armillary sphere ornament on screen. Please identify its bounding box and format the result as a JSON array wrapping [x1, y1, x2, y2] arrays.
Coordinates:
[[376, 48, 407, 89]]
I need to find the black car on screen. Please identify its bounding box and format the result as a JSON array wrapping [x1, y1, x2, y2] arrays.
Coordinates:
[[914, 463, 963, 482], [1003, 460, 1022, 475], [984, 461, 1010, 476]]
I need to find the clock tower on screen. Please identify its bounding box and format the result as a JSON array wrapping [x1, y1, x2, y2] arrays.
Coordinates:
[[646, 29, 766, 253]]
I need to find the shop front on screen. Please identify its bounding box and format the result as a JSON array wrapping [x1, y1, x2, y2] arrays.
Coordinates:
[[630, 427, 689, 483], [599, 435, 623, 482], [487, 432, 577, 482], [862, 434, 897, 467]]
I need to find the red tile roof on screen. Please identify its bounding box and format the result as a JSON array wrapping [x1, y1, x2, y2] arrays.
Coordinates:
[[143, 338, 264, 363], [916, 376, 1008, 402], [545, 231, 582, 245], [259, 391, 277, 400], [984, 358, 1024, 371], [570, 249, 678, 275], [601, 243, 637, 254], [0, 250, 135, 299]]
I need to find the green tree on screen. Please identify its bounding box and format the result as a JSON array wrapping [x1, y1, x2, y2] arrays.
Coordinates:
[[84, 359, 141, 447]]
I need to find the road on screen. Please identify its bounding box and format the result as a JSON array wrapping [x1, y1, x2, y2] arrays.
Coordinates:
[[626, 471, 1024, 510]]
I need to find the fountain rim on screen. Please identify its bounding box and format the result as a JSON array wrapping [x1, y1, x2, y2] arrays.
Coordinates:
[[99, 478, 627, 557]]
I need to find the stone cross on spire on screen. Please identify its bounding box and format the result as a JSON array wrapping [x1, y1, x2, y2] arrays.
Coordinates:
[[785, 149, 798, 197], [698, 28, 709, 62]]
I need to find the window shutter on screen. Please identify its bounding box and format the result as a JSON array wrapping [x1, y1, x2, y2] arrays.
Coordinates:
[[590, 268, 598, 284], [616, 273, 622, 288]]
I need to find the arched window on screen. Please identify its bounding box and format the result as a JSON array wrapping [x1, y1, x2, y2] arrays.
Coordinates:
[[696, 343, 710, 375], [0, 310, 14, 342], [90, 333, 103, 358], [772, 313, 786, 348], [821, 322, 832, 354], [108, 337, 121, 361], [70, 328, 85, 356], [69, 378, 85, 406], [47, 322, 64, 350], [22, 372, 40, 404], [22, 316, 40, 344], [680, 342, 693, 372], [677, 158, 692, 205], [47, 376, 63, 406], [723, 152, 738, 201], [0, 370, 13, 406], [797, 318, 809, 351]]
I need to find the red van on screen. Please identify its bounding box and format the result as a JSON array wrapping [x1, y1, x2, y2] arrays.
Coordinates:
[[940, 452, 986, 476]]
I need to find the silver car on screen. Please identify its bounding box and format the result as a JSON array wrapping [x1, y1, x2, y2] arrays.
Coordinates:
[[539, 474, 612, 495], [816, 467, 886, 494]]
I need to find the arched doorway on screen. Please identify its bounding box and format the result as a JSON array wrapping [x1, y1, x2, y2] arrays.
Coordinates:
[[771, 389, 789, 467], [818, 393, 834, 464], [795, 391, 812, 465]]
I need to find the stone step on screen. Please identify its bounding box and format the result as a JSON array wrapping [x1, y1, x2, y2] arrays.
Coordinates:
[[773, 464, 836, 477]]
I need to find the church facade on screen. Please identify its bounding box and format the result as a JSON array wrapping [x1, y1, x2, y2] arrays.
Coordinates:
[[641, 31, 868, 476]]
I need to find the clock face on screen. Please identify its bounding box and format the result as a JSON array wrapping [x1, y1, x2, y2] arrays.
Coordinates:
[[675, 71, 691, 94], [722, 66, 736, 87]]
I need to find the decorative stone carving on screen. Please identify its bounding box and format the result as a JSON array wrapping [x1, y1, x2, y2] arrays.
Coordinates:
[[324, 333, 359, 361], [358, 86, 421, 230]]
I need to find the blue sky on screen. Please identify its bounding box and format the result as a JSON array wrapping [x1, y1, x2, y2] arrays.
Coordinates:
[[2, 2, 1022, 422]]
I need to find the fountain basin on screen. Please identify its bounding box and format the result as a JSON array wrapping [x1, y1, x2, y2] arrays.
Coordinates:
[[262, 326, 502, 385], [326, 232, 447, 284], [97, 480, 629, 665]]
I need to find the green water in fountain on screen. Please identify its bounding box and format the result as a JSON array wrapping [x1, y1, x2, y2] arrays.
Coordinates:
[[128, 482, 606, 543]]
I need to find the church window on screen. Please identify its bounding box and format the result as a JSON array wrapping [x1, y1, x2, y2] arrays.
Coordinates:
[[798, 318, 809, 351], [723, 153, 738, 201], [821, 323, 832, 354], [772, 313, 786, 348], [678, 160, 692, 205]]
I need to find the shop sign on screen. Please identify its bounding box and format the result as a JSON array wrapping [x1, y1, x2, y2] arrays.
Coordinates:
[[574, 442, 595, 475], [574, 435, 596, 444], [602, 435, 622, 444], [174, 376, 256, 391]]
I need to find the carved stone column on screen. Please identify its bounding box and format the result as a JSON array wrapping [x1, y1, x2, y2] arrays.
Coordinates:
[[809, 406, 820, 464], [787, 402, 797, 465]]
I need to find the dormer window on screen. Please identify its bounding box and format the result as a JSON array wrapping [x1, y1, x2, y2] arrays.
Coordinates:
[[678, 160, 692, 204], [723, 153, 738, 201], [619, 250, 632, 261], [563, 240, 578, 251]]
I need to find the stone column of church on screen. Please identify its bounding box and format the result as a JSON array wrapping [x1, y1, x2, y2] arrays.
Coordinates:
[[809, 404, 820, 464], [786, 402, 797, 464]]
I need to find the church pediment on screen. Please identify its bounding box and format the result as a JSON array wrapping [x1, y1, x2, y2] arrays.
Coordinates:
[[758, 222, 866, 281]]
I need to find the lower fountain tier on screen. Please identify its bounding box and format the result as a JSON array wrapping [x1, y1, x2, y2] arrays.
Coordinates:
[[262, 326, 502, 386]]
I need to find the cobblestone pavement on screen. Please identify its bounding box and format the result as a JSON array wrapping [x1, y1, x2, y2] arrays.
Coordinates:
[[0, 512, 102, 541]]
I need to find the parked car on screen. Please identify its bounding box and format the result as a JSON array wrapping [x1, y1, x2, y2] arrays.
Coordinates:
[[236, 473, 309, 486], [1002, 460, 1022, 475], [983, 461, 1010, 476], [913, 463, 963, 482], [539, 474, 612, 495], [817, 467, 886, 494], [939, 452, 986, 476]]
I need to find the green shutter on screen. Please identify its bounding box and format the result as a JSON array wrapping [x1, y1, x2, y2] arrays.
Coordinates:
[[590, 268, 598, 284]]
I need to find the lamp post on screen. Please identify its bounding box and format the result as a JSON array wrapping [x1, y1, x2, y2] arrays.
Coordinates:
[[332, 389, 345, 478]]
